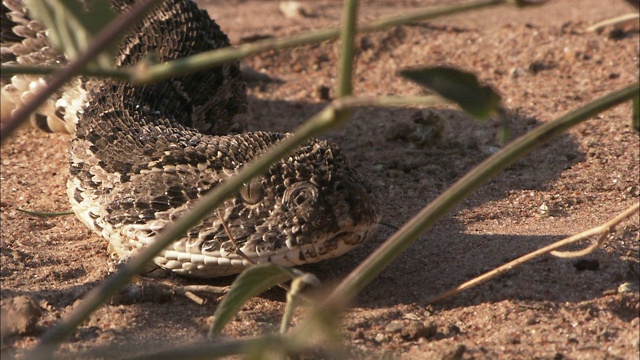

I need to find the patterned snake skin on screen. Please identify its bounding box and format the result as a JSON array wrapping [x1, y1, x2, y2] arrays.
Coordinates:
[[1, 0, 380, 277]]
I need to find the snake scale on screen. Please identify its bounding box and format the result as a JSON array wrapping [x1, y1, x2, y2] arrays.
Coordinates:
[[1, 0, 380, 277]]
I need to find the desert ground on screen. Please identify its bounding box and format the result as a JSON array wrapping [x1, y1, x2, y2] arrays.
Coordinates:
[[1, 0, 639, 358]]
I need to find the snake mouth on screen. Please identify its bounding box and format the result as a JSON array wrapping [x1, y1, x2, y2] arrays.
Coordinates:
[[292, 224, 378, 265], [158, 224, 379, 278]]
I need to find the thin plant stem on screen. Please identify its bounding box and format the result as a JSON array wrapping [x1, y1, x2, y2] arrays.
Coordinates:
[[549, 202, 639, 258], [336, 0, 358, 98], [0, 64, 130, 79]]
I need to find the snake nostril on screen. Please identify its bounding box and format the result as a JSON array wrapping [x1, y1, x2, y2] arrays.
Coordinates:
[[283, 181, 318, 208]]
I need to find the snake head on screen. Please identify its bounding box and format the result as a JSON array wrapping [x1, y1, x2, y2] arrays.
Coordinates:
[[228, 137, 381, 267], [91, 131, 380, 278]]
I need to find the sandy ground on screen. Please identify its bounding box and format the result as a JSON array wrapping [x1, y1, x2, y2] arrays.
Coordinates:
[[1, 0, 639, 358]]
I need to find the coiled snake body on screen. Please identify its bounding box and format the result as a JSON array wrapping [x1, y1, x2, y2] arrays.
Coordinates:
[[1, 0, 380, 277]]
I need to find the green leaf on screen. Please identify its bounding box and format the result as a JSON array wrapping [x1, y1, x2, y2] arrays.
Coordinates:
[[25, 0, 117, 68], [209, 263, 298, 337], [633, 93, 639, 131], [399, 66, 502, 120]]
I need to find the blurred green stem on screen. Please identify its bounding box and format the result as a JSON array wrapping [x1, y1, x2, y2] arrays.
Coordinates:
[[336, 0, 358, 98]]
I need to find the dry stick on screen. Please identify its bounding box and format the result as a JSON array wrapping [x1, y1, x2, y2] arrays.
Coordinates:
[[587, 13, 639, 32], [182, 284, 229, 295], [216, 205, 300, 297], [425, 202, 639, 304], [181, 291, 206, 306], [216, 209, 255, 265], [0, 64, 129, 78], [550, 203, 639, 258], [0, 0, 160, 143]]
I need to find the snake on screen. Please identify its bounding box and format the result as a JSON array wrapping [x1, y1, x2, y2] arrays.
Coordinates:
[[1, 0, 380, 277]]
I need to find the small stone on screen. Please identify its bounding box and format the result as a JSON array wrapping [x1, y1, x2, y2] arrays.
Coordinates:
[[510, 67, 527, 78], [374, 332, 386, 343], [385, 320, 404, 333], [401, 321, 437, 341], [279, 1, 313, 19], [536, 203, 550, 217], [618, 282, 639, 293], [1, 296, 41, 338], [403, 313, 420, 321]]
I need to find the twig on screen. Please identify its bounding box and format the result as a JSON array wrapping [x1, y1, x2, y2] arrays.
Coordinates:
[[587, 13, 639, 32], [216, 209, 254, 265], [425, 202, 639, 304], [0, 64, 130, 79], [181, 291, 206, 305], [216, 208, 297, 296], [181, 285, 230, 295], [550, 202, 639, 258]]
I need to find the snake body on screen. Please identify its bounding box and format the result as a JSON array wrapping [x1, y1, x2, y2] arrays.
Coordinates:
[[1, 0, 379, 277]]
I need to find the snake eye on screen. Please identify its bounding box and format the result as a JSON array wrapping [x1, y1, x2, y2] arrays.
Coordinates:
[[240, 177, 264, 205]]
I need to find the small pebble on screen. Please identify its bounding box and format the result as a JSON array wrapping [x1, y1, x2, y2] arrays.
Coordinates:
[[401, 321, 437, 341], [1, 296, 41, 337], [385, 320, 404, 333], [279, 1, 313, 19]]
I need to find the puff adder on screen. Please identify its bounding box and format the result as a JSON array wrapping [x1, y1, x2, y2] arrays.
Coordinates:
[[1, 0, 380, 277]]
